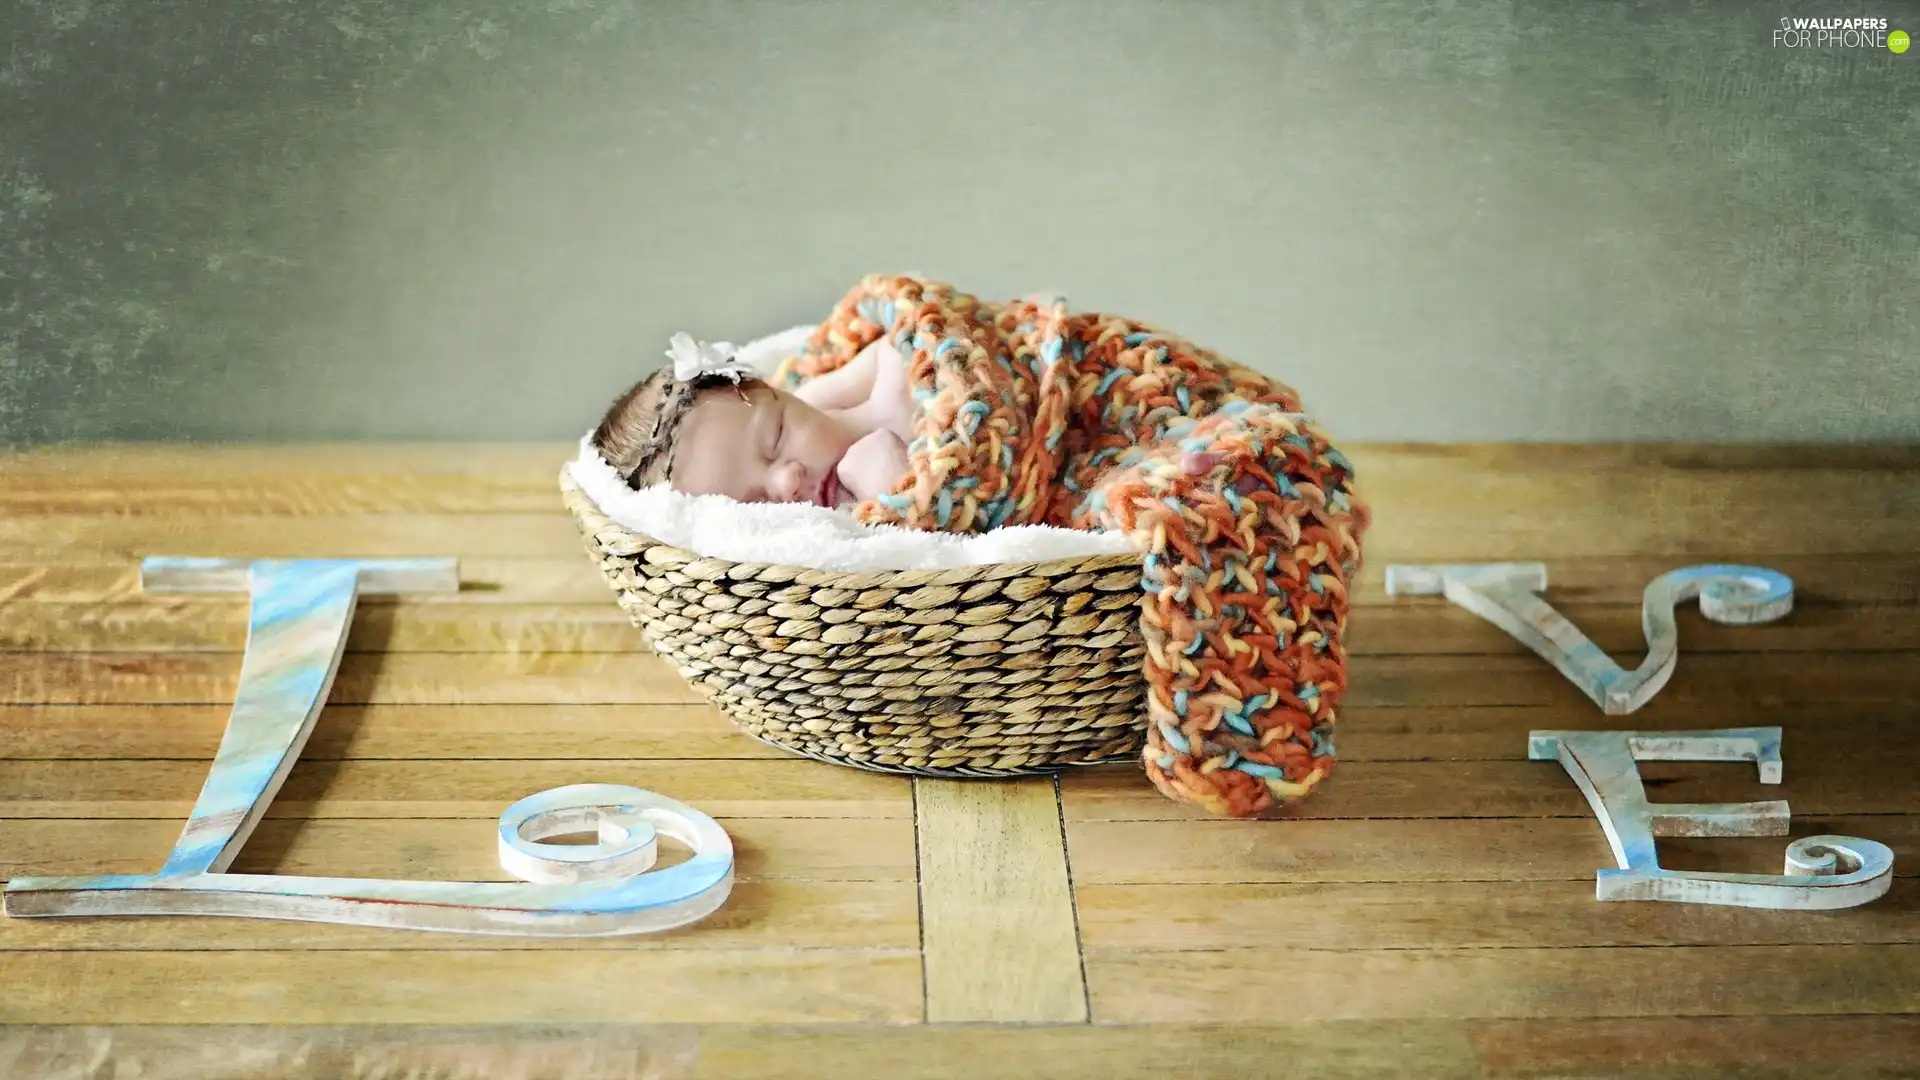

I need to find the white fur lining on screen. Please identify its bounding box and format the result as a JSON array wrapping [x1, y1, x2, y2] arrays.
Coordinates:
[[564, 324, 1135, 573]]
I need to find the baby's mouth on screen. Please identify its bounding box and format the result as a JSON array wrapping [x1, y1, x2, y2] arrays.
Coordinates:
[[817, 469, 841, 509]]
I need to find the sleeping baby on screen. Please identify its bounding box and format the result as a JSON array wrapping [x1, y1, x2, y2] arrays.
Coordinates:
[[592, 332, 917, 510], [586, 273, 1370, 821]]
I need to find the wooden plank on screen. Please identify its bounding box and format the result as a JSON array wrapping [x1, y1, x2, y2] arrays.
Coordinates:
[[0, 752, 1891, 825], [7, 440, 1914, 479], [1351, 553, 1920, 606], [0, 600, 647, 653], [1339, 652, 1920, 708], [0, 514, 583, 562], [0, 749, 1891, 826], [1085, 944, 1920, 1022], [914, 778, 1087, 1023], [2, 652, 704, 705], [0, 1021, 1495, 1080], [0, 704, 787, 760], [0, 702, 1903, 765], [0, 816, 914, 884], [1467, 1016, 1920, 1080], [1064, 815, 1920, 884], [1328, 702, 1909, 763], [9, 595, 1920, 655], [0, 949, 924, 1024], [10, 554, 1918, 608], [0, 758, 912, 820], [1341, 443, 1920, 474], [0, 442, 577, 478], [1, 466, 1916, 563], [0, 880, 914, 952], [1061, 750, 1915, 821], [3, 1017, 1916, 1080], [1076, 877, 1920, 951], [1344, 450, 1920, 557], [11, 649, 1916, 708], [0, 880, 916, 952], [3, 505, 1913, 562], [1352, 598, 1920, 654], [1345, 447, 1920, 490], [1358, 503, 1920, 559], [0, 559, 612, 605], [0, 475, 564, 515]]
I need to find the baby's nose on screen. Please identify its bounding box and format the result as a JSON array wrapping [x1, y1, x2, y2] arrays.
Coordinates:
[[773, 462, 809, 503]]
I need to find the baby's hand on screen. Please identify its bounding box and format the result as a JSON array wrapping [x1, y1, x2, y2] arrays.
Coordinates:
[[864, 337, 917, 441], [836, 428, 912, 506]]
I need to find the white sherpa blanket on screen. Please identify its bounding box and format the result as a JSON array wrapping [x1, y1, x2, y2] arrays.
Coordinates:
[[565, 324, 1134, 573]]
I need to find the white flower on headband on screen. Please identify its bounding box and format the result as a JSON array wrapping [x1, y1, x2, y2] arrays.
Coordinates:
[[667, 332, 753, 383]]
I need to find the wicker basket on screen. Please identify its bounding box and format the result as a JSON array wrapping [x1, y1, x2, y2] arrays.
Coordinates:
[[560, 467, 1150, 777]]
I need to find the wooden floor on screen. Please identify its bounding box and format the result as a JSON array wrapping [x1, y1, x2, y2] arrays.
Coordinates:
[[1, 443, 1916, 1079]]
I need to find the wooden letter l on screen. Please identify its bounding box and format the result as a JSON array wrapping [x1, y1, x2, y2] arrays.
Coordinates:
[[3, 557, 734, 937]]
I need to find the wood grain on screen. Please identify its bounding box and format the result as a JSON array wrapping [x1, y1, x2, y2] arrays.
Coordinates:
[[1075, 877, 1920, 951], [4, 1017, 1918, 1080], [3, 440, 1916, 1054], [0, 475, 565, 515], [0, 514, 584, 562], [1064, 816, 1920, 884], [0, 600, 648, 653], [1085, 944, 1920, 1022], [0, 758, 912, 820], [3, 466, 1916, 562], [0, 1021, 1490, 1080], [1467, 1016, 1920, 1080], [1338, 652, 1920, 708], [8, 596, 1919, 654], [0, 751, 1897, 826], [10, 649, 1913, 708], [0, 559, 612, 605], [0, 816, 915, 884], [1353, 597, 1920, 654], [1, 752, 1895, 825], [6, 505, 1916, 562], [1060, 751, 1918, 821], [1, 702, 1904, 764], [0, 703, 787, 761], [0, 880, 916, 951], [5, 440, 1912, 477], [1354, 553, 1920, 605], [0, 442, 576, 478], [2, 651, 704, 705], [1339, 442, 1920, 473], [0, 949, 925, 1024], [1326, 702, 1909, 762], [914, 779, 1087, 1022], [8, 554, 1918, 607]]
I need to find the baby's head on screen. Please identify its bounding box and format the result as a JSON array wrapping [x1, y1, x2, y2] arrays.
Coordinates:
[[593, 367, 859, 507]]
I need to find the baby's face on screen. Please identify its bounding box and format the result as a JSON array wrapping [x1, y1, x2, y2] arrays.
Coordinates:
[[671, 384, 860, 508]]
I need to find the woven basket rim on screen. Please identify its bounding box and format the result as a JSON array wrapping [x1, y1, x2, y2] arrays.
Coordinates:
[[558, 464, 1138, 587]]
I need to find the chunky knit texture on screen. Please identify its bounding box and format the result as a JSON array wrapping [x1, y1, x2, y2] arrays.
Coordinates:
[[776, 274, 1370, 817]]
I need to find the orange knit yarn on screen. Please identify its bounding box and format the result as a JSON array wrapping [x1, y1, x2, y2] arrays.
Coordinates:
[[777, 274, 1370, 817]]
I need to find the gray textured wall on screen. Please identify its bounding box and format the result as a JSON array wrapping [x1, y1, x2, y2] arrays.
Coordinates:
[[3, 0, 1916, 446]]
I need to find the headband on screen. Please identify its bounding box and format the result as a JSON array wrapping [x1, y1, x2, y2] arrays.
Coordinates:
[[618, 333, 760, 488]]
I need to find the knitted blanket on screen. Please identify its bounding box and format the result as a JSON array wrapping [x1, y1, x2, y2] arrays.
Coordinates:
[[775, 274, 1371, 817]]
